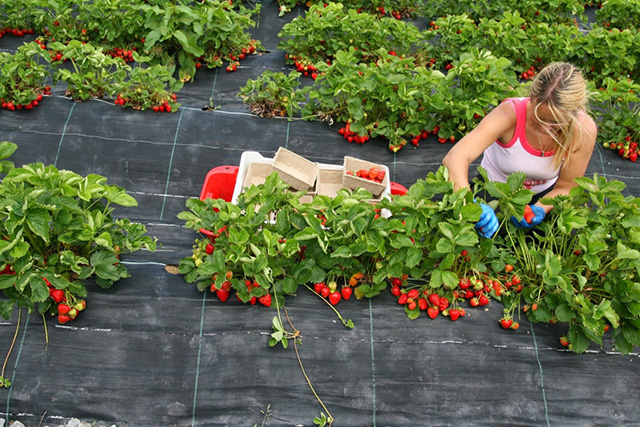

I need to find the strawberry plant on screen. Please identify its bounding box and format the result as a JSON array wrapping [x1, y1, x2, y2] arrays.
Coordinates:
[[0, 141, 157, 324], [573, 26, 640, 82], [139, 0, 261, 82], [238, 71, 311, 118], [423, 0, 584, 24], [590, 77, 640, 161], [277, 2, 431, 73], [49, 40, 130, 101], [303, 48, 448, 151], [595, 0, 640, 30], [0, 42, 51, 110], [435, 49, 520, 142], [431, 13, 581, 76], [0, 0, 39, 34], [275, 0, 425, 17], [481, 171, 640, 354], [114, 57, 182, 112]]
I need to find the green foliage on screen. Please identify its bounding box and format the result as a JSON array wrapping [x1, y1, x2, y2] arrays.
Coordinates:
[[595, 0, 640, 30], [0, 142, 157, 320], [50, 40, 130, 101], [278, 2, 431, 68], [238, 71, 310, 118], [483, 173, 640, 354], [0, 42, 51, 106], [181, 168, 640, 355]]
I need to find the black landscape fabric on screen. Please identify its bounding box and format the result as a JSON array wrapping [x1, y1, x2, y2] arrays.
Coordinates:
[[1, 2, 640, 426]]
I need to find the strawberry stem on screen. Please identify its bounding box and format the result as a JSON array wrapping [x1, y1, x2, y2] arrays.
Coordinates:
[[284, 307, 334, 427], [1, 308, 21, 382], [302, 283, 353, 328]]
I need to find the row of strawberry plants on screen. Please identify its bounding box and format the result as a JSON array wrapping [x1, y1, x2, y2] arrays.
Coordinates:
[[178, 168, 640, 354], [590, 77, 640, 161], [240, 48, 522, 151], [0, 141, 156, 387], [274, 0, 425, 17], [0, 40, 181, 110], [0, 141, 156, 330], [275, 0, 586, 24], [278, 4, 640, 85], [595, 0, 640, 30], [239, 53, 640, 160], [0, 0, 261, 82]]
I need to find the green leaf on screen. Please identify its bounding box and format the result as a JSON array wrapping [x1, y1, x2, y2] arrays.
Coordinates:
[[0, 300, 13, 320], [454, 230, 479, 247], [405, 306, 421, 320], [30, 276, 50, 302], [555, 303, 574, 322], [617, 242, 640, 260], [613, 327, 633, 354], [105, 186, 138, 207], [441, 271, 459, 288], [331, 246, 352, 258], [436, 238, 454, 253], [0, 141, 17, 161], [173, 30, 204, 57], [437, 223, 455, 240], [26, 208, 52, 245], [405, 247, 422, 268]]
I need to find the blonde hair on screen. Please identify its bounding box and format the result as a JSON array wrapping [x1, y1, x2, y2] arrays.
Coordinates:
[[529, 62, 589, 170]]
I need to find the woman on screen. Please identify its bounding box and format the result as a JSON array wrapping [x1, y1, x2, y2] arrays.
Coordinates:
[[442, 62, 598, 238]]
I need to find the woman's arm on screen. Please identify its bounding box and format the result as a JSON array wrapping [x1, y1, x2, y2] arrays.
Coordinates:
[[535, 114, 598, 213], [442, 101, 517, 191]]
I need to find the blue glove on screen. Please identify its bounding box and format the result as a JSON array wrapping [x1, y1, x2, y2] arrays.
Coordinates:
[[511, 205, 545, 229], [475, 203, 499, 238]]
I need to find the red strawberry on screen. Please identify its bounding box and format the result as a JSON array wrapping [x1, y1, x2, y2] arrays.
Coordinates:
[[427, 306, 439, 319], [216, 289, 230, 302], [329, 292, 342, 305], [341, 287, 353, 300], [314, 282, 324, 294], [478, 295, 489, 306], [57, 303, 70, 315], [449, 309, 460, 321], [205, 243, 214, 254], [469, 297, 479, 307], [500, 318, 513, 329], [523, 205, 534, 224], [58, 314, 70, 324], [391, 277, 402, 287], [408, 301, 417, 310], [51, 289, 64, 303], [390, 285, 401, 296], [259, 294, 272, 307], [397, 293, 408, 305], [458, 277, 470, 289], [560, 336, 570, 347], [407, 289, 419, 299], [418, 298, 428, 310], [427, 293, 440, 307], [321, 286, 330, 298]]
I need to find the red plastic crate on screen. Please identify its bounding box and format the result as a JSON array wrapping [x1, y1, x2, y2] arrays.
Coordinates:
[[198, 165, 239, 238], [199, 165, 239, 202]]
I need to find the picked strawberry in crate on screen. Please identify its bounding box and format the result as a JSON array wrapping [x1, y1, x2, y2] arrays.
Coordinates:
[[342, 156, 389, 197], [346, 166, 386, 183]]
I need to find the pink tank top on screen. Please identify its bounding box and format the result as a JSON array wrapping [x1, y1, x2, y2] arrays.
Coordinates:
[[480, 97, 560, 194]]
